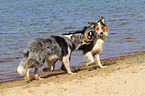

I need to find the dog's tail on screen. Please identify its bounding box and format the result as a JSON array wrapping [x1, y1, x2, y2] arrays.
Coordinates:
[[17, 59, 26, 75]]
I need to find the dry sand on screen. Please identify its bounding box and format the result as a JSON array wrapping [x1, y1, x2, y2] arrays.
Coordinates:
[[1, 61, 145, 96]]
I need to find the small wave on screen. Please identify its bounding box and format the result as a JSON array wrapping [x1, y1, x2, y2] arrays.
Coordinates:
[[0, 57, 21, 63], [118, 19, 129, 21], [110, 33, 117, 35], [126, 37, 135, 39], [64, 26, 76, 29]]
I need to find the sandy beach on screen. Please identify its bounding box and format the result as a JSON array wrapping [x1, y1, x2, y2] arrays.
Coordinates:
[[1, 0, 145, 96], [1, 53, 145, 96]]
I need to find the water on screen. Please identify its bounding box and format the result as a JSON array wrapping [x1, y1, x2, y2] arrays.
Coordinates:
[[0, 0, 145, 83]]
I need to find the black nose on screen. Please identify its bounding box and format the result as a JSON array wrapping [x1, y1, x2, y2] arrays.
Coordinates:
[[100, 32, 104, 35]]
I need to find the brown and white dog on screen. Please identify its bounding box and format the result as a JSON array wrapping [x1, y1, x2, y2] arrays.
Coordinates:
[[78, 17, 108, 68]]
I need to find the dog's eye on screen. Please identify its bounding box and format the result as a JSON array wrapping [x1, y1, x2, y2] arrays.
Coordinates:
[[102, 27, 104, 29], [89, 31, 92, 35], [96, 28, 99, 30]]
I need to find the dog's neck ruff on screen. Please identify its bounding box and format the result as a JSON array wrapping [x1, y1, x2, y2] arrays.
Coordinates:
[[63, 34, 73, 39]]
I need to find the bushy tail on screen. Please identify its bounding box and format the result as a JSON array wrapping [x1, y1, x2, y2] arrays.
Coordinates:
[[17, 60, 26, 75]]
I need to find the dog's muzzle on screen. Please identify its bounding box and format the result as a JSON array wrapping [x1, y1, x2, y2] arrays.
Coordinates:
[[99, 32, 104, 37], [97, 32, 108, 39]]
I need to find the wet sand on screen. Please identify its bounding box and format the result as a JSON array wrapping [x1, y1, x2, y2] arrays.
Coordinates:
[[1, 52, 145, 96]]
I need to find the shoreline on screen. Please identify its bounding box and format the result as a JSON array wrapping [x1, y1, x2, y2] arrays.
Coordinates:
[[1, 51, 145, 84], [1, 51, 145, 96]]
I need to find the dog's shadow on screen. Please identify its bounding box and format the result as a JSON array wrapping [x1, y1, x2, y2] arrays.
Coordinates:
[[26, 62, 117, 83], [26, 72, 66, 83], [42, 72, 66, 78], [80, 61, 117, 72]]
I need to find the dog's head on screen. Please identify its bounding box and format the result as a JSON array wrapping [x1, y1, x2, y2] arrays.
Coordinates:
[[88, 17, 108, 39]]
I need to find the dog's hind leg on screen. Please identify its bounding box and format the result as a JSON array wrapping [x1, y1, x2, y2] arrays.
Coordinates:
[[50, 60, 57, 72], [44, 60, 57, 72], [47, 61, 54, 71], [85, 52, 94, 67], [94, 54, 107, 68], [34, 68, 42, 80]]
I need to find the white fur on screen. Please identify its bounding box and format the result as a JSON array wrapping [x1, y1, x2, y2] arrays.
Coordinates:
[[85, 38, 106, 68], [98, 22, 103, 33], [47, 55, 59, 60], [62, 47, 75, 74], [17, 61, 26, 75], [92, 38, 104, 53], [104, 32, 108, 36], [62, 34, 72, 39]]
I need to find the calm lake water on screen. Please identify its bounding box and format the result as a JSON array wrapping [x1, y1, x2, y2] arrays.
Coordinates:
[[0, 0, 145, 83]]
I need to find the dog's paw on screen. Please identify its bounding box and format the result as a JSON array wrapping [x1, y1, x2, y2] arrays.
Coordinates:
[[100, 66, 107, 69], [34, 74, 43, 80], [71, 72, 77, 74], [86, 61, 94, 67], [68, 72, 77, 75], [86, 64, 90, 67], [24, 76, 30, 80]]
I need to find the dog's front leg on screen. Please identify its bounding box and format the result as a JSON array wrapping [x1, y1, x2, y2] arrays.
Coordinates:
[[62, 56, 76, 74], [24, 68, 30, 80], [85, 52, 94, 67], [94, 54, 107, 68]]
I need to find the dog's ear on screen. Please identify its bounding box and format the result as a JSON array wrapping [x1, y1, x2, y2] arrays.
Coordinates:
[[100, 17, 105, 25], [88, 22, 92, 25], [88, 21, 96, 28], [88, 21, 95, 25], [71, 35, 78, 40]]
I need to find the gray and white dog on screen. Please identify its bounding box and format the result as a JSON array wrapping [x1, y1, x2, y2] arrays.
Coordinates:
[[17, 26, 97, 80], [17, 33, 83, 80]]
